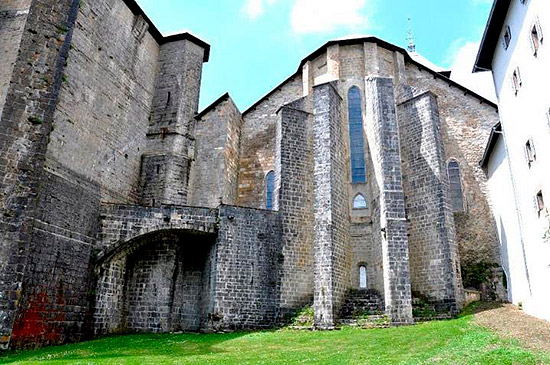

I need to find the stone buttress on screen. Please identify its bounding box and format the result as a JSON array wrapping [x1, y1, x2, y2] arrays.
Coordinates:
[[276, 98, 315, 318], [365, 77, 413, 325], [140, 39, 206, 206], [397, 89, 464, 313], [312, 82, 351, 329]]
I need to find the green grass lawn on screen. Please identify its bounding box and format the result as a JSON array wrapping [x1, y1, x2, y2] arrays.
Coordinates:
[[2, 306, 549, 364]]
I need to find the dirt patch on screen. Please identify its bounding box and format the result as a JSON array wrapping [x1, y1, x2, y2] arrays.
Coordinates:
[[473, 302, 550, 352]]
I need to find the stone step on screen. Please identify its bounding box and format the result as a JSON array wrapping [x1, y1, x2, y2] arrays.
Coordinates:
[[339, 289, 385, 320], [339, 315, 391, 328]]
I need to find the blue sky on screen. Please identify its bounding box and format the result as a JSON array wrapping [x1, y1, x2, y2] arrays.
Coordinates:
[[136, 0, 495, 111]]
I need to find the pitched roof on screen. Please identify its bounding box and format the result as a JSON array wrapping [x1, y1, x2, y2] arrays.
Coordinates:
[[474, 0, 512, 72], [122, 0, 210, 62], [243, 36, 497, 115]]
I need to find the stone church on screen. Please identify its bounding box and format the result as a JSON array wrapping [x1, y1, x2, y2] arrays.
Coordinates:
[[0, 0, 502, 349]]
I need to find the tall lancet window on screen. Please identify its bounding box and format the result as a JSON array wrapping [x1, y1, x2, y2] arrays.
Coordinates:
[[348, 87, 367, 184], [266, 171, 275, 210]]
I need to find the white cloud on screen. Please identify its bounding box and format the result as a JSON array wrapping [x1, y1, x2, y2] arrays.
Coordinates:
[[446, 40, 497, 102], [242, 0, 278, 20], [291, 0, 368, 34]]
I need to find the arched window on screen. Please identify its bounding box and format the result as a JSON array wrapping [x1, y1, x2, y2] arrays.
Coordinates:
[[447, 160, 464, 212], [353, 194, 367, 210], [359, 265, 367, 289], [348, 87, 366, 184], [266, 171, 275, 210]]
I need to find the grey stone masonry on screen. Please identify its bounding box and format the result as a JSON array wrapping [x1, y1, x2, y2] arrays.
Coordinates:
[[0, 4, 502, 349], [98, 204, 219, 255], [364, 77, 413, 325], [94, 229, 217, 335], [141, 40, 207, 207], [95, 204, 282, 335], [276, 98, 315, 318], [0, 0, 80, 349], [208, 206, 282, 331], [0, 0, 31, 118], [189, 95, 243, 208], [95, 204, 218, 335], [397, 90, 463, 313], [313, 82, 351, 329]]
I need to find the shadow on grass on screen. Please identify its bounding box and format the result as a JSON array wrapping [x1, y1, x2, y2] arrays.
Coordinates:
[[0, 331, 250, 364], [459, 301, 507, 319]]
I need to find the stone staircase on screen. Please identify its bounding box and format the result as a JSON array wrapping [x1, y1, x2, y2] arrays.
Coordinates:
[[339, 289, 389, 328]]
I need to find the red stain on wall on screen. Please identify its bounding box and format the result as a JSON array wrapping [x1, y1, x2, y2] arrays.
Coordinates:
[[10, 285, 67, 348]]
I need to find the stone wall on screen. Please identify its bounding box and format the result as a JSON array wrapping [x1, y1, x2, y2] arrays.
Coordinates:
[[238, 76, 303, 209], [97, 205, 219, 254], [10, 168, 100, 347], [189, 95, 243, 208], [207, 205, 282, 331], [0, 0, 31, 117], [0, 0, 210, 349], [276, 99, 315, 317], [95, 230, 216, 335], [94, 205, 218, 335], [397, 90, 463, 311], [0, 0, 81, 349], [48, 0, 160, 204], [349, 223, 384, 294], [96, 204, 282, 334]]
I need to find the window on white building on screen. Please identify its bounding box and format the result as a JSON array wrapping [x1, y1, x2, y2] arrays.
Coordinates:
[[536, 191, 545, 217], [529, 19, 544, 56], [512, 67, 522, 95], [503, 26, 512, 50], [525, 139, 536, 167]]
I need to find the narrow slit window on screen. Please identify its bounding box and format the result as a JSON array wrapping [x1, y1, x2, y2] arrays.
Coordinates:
[[525, 139, 536, 167], [359, 266, 367, 289], [530, 18, 544, 56], [536, 191, 545, 217], [531, 25, 541, 55], [512, 67, 522, 95], [266, 171, 275, 210], [348, 87, 367, 184], [503, 25, 512, 50], [447, 160, 464, 212]]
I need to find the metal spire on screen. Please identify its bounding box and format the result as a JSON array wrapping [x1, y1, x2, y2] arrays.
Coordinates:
[[407, 17, 416, 53]]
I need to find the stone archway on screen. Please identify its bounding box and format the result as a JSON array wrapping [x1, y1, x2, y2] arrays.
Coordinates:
[[93, 229, 217, 335]]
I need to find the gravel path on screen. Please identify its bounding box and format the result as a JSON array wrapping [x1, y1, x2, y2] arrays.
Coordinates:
[[473, 302, 550, 352]]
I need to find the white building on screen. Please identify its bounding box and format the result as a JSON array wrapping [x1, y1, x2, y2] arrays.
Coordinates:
[[476, 0, 550, 321]]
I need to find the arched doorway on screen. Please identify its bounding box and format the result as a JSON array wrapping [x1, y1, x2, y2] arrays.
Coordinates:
[[94, 229, 217, 335]]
